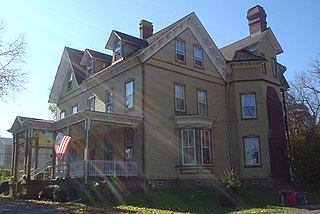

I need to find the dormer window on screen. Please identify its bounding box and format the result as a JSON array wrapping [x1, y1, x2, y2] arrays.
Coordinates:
[[114, 41, 122, 61], [87, 58, 93, 74]]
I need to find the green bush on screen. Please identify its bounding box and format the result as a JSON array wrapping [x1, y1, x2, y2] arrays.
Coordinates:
[[221, 168, 242, 193], [0, 169, 11, 182]]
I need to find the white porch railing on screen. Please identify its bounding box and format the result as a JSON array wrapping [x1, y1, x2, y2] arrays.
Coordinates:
[[68, 160, 138, 178]]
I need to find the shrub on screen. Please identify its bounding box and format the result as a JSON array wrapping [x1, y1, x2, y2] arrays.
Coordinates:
[[221, 168, 242, 193], [0, 169, 11, 182]]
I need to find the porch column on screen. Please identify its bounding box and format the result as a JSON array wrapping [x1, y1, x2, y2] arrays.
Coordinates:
[[51, 137, 56, 178], [23, 129, 28, 176], [65, 126, 70, 178], [11, 134, 18, 182], [84, 117, 90, 183], [26, 128, 33, 180]]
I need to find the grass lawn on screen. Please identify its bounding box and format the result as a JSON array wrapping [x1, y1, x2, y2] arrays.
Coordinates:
[[82, 187, 320, 213]]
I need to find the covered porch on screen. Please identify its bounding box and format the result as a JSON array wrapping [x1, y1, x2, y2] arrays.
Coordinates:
[[8, 110, 143, 184]]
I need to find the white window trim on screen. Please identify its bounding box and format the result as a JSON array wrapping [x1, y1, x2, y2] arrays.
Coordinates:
[[87, 97, 95, 111], [60, 111, 65, 119], [106, 90, 113, 113], [194, 47, 203, 67], [241, 94, 257, 119], [201, 130, 211, 165], [72, 105, 78, 114], [181, 129, 196, 166], [197, 90, 207, 115], [175, 40, 185, 62], [244, 136, 261, 166], [175, 84, 186, 112], [125, 80, 134, 109]]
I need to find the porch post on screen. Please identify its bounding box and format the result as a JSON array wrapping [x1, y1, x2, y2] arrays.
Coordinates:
[[23, 129, 28, 176], [12, 134, 18, 182], [84, 117, 90, 183], [26, 128, 33, 180], [66, 126, 70, 178]]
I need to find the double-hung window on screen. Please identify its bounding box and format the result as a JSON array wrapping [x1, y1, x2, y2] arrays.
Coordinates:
[[175, 84, 185, 112], [241, 93, 257, 119], [176, 41, 185, 62], [181, 130, 196, 165], [194, 47, 203, 67], [114, 41, 122, 61], [201, 130, 211, 165], [125, 80, 134, 109], [243, 136, 261, 166], [72, 105, 78, 114], [197, 90, 207, 115], [106, 90, 113, 113], [60, 111, 65, 119], [87, 97, 95, 111]]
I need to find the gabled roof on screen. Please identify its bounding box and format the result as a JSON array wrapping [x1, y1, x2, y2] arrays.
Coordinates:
[[49, 47, 86, 104], [8, 116, 54, 134], [0, 137, 12, 145], [220, 28, 283, 61], [232, 49, 265, 61], [105, 30, 148, 50], [87, 49, 112, 62]]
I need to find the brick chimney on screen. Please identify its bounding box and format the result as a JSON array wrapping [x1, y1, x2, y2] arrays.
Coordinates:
[[139, 20, 153, 40], [247, 5, 267, 37]]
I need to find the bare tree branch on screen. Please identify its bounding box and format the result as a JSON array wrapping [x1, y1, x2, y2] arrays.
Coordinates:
[[0, 20, 27, 100]]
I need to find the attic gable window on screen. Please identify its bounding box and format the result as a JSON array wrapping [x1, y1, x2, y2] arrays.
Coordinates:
[[194, 47, 203, 67], [114, 41, 122, 61], [87, 97, 95, 111], [175, 40, 185, 62], [67, 73, 72, 89], [87, 58, 93, 74]]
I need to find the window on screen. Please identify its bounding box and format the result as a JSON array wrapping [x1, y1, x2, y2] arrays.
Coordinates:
[[201, 130, 211, 165], [87, 97, 95, 111], [241, 94, 257, 119], [272, 57, 277, 78], [175, 84, 185, 112], [72, 105, 78, 114], [87, 58, 93, 74], [60, 111, 65, 119], [175, 40, 185, 62], [67, 73, 72, 89], [197, 90, 207, 115], [260, 53, 266, 74], [182, 130, 196, 165], [124, 129, 134, 161], [243, 136, 261, 166], [125, 80, 134, 109], [106, 90, 113, 113], [194, 47, 203, 67], [104, 133, 113, 160], [114, 41, 122, 61]]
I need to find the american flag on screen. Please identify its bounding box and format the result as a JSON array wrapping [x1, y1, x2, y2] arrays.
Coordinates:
[[55, 133, 71, 161]]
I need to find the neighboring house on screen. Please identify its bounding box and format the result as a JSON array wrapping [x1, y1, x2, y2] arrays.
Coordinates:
[[8, 5, 290, 189], [0, 137, 12, 169]]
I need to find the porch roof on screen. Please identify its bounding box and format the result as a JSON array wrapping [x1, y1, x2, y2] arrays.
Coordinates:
[[8, 111, 143, 134], [53, 110, 143, 130], [8, 116, 54, 134]]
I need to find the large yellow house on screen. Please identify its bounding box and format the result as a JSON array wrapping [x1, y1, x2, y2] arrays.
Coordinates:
[[8, 5, 289, 191]]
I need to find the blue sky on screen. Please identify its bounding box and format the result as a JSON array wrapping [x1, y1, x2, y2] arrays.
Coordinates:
[[0, 0, 319, 138]]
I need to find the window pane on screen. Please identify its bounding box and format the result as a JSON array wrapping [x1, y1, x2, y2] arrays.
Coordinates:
[[125, 81, 134, 109], [126, 81, 133, 95], [244, 137, 260, 166], [241, 94, 256, 118], [182, 131, 188, 147], [202, 148, 211, 164], [189, 130, 195, 146], [175, 85, 185, 111]]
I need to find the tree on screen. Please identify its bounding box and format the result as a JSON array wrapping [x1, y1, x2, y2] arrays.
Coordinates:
[[289, 56, 320, 132], [0, 20, 27, 100]]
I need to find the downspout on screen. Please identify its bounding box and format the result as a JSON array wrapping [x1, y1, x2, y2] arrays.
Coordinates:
[[226, 64, 233, 169], [138, 56, 146, 185]]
